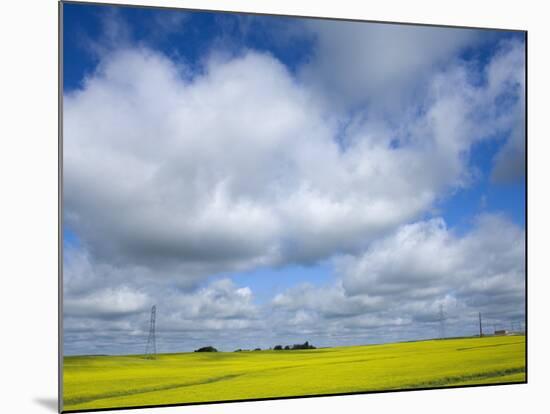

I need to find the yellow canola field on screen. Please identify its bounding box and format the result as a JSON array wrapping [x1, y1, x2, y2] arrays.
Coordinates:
[[63, 335, 525, 411]]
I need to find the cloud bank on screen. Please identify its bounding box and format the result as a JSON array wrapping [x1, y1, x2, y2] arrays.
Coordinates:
[[63, 13, 525, 354]]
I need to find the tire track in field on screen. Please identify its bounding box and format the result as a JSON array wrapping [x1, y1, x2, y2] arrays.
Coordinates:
[[64, 362, 314, 408], [64, 373, 243, 407], [395, 366, 525, 390], [327, 355, 400, 365], [455, 341, 524, 351]]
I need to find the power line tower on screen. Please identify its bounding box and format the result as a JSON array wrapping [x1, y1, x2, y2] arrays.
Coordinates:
[[438, 304, 447, 339], [478, 312, 483, 337], [145, 305, 157, 359]]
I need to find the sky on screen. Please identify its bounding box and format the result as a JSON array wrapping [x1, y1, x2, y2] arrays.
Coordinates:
[[62, 2, 526, 355]]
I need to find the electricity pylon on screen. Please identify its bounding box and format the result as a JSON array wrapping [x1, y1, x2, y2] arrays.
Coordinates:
[[145, 305, 157, 359]]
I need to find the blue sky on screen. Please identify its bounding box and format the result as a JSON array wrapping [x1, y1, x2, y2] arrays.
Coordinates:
[[62, 2, 525, 355]]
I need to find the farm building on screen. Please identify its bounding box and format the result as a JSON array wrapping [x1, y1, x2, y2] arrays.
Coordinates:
[[494, 329, 509, 336]]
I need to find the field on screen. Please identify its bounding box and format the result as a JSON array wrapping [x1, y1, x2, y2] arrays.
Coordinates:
[[63, 335, 525, 411]]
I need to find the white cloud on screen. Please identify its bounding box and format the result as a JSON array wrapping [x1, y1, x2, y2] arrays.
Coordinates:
[[340, 218, 460, 297], [62, 21, 525, 354], [63, 214, 524, 354], [339, 214, 524, 304], [271, 214, 524, 343], [64, 40, 523, 284], [301, 20, 484, 111], [166, 278, 256, 321], [488, 40, 526, 182], [63, 277, 262, 354], [273, 281, 383, 318], [64, 287, 150, 318]]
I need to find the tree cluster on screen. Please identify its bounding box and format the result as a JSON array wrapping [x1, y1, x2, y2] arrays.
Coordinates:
[[273, 341, 316, 350], [194, 346, 218, 352]]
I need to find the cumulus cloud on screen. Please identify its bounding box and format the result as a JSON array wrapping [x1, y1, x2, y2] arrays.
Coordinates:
[[485, 39, 526, 183], [64, 39, 523, 284], [64, 214, 524, 354], [340, 215, 524, 306], [273, 282, 383, 318], [64, 287, 150, 319], [272, 214, 525, 343], [301, 20, 484, 111], [162, 278, 257, 322], [62, 13, 525, 354], [491, 117, 525, 183], [340, 218, 461, 298], [64, 277, 262, 355]]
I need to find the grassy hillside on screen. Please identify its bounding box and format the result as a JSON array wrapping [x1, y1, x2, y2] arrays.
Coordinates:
[[63, 335, 525, 411]]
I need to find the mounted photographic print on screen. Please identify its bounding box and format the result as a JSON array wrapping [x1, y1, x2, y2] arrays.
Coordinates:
[[60, 1, 527, 412]]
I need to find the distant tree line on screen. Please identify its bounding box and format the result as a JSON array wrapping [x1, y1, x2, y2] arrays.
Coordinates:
[[273, 341, 316, 350], [194, 346, 218, 352], [195, 341, 316, 353]]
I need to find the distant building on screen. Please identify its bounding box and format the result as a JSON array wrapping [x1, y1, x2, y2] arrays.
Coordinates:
[[494, 329, 509, 336]]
